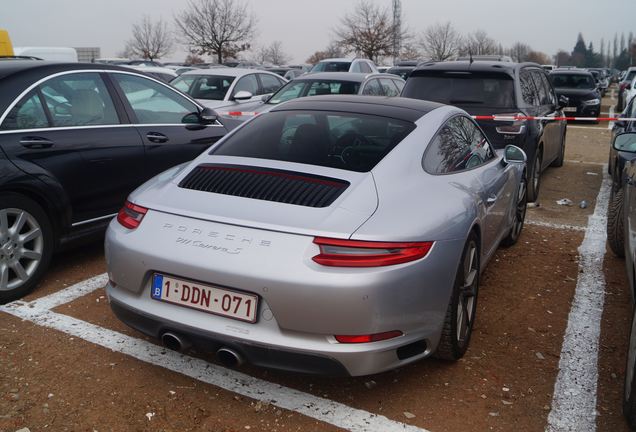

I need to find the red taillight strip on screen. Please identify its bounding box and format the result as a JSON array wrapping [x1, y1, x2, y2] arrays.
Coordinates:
[[335, 331, 403, 344], [312, 237, 433, 267], [116, 201, 148, 230]]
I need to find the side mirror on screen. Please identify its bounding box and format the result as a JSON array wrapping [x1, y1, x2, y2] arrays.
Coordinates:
[[503, 145, 527, 164], [233, 90, 253, 101], [613, 132, 636, 153], [261, 94, 270, 102], [558, 95, 569, 108], [199, 107, 218, 124]]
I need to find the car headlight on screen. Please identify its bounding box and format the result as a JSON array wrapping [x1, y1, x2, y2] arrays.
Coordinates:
[[583, 98, 600, 106]]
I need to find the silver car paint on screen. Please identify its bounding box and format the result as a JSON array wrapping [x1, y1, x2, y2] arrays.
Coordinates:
[[105, 103, 524, 376]]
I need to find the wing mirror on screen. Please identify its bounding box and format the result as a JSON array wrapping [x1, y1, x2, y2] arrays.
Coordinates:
[[558, 95, 569, 108], [261, 94, 270, 102], [199, 107, 218, 124], [613, 132, 636, 153], [233, 90, 253, 101], [503, 145, 527, 164]]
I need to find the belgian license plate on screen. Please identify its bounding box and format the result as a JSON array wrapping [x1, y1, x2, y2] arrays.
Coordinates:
[[563, 107, 577, 112], [151, 273, 258, 323]]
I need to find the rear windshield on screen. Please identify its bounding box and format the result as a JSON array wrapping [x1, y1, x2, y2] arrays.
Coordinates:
[[171, 74, 235, 100], [402, 73, 516, 108], [311, 62, 352, 73], [211, 111, 415, 172], [268, 80, 361, 104], [549, 74, 595, 90]]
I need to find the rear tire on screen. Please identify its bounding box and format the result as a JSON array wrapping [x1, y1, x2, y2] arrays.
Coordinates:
[[607, 187, 626, 258], [0, 193, 53, 304], [550, 131, 566, 168], [501, 172, 527, 247], [527, 150, 543, 203], [434, 233, 480, 361]]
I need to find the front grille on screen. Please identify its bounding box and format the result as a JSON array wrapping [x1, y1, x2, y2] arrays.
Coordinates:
[[178, 164, 350, 208]]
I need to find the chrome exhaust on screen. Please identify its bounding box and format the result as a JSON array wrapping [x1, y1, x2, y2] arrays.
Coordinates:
[[161, 332, 191, 352], [216, 347, 244, 368]]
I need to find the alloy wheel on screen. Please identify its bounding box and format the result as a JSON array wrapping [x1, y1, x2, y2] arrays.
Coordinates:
[[456, 241, 478, 344], [0, 208, 44, 292]]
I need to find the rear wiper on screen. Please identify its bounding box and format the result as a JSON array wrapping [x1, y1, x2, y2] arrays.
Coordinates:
[[449, 100, 484, 104]]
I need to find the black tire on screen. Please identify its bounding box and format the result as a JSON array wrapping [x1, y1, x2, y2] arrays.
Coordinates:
[[607, 187, 626, 258], [550, 131, 566, 168], [434, 232, 480, 361], [624, 306, 636, 428], [527, 150, 543, 203], [501, 172, 527, 247], [0, 193, 53, 304]]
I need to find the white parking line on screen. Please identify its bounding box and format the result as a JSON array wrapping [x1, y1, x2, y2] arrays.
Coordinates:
[[1, 278, 428, 432], [566, 126, 608, 131], [525, 220, 586, 232], [545, 165, 611, 432]]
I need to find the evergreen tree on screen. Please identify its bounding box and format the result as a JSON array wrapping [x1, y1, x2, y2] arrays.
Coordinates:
[[614, 34, 618, 66], [571, 33, 587, 67], [621, 33, 626, 52]]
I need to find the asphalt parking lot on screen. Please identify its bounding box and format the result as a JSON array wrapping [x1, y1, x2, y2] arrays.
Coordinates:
[[0, 94, 632, 432]]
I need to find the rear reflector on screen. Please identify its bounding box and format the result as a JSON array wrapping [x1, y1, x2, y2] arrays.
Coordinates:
[[335, 331, 403, 344], [312, 237, 433, 267], [116, 201, 148, 230]]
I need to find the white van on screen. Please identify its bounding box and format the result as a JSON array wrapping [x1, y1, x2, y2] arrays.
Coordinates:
[[13, 47, 78, 62]]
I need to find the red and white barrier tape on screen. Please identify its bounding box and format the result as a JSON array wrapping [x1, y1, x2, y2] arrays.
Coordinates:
[[472, 115, 632, 122], [217, 111, 260, 117]]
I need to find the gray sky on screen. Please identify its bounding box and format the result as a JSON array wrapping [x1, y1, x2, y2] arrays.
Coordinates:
[[4, 0, 635, 63]]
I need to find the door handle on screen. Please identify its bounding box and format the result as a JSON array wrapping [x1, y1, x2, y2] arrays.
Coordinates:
[[20, 137, 54, 149], [486, 195, 498, 206], [146, 132, 169, 143]]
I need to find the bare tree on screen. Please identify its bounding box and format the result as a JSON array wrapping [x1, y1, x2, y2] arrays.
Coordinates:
[[126, 16, 173, 61], [255, 41, 291, 65], [419, 22, 461, 61], [306, 42, 346, 64], [334, 0, 401, 62], [526, 51, 550, 65], [399, 42, 423, 61], [460, 30, 497, 56], [509, 42, 532, 62], [175, 0, 256, 64]]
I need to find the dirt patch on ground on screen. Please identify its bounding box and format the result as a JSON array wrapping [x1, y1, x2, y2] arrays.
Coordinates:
[[53, 227, 582, 432]]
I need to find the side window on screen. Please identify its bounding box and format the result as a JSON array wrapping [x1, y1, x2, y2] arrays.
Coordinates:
[[259, 74, 284, 94], [359, 62, 372, 73], [392, 79, 405, 94], [423, 116, 494, 174], [172, 76, 194, 93], [1, 90, 49, 130], [530, 70, 552, 106], [113, 73, 198, 124], [40, 72, 120, 127], [519, 70, 539, 106], [232, 74, 259, 96], [379, 78, 400, 96], [351, 62, 362, 73], [361, 79, 384, 96], [538, 72, 557, 106]]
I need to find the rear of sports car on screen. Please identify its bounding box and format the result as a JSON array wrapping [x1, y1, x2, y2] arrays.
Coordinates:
[[105, 103, 466, 376]]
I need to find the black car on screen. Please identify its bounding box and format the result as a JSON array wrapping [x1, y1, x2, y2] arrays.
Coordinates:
[[607, 97, 636, 257], [0, 61, 226, 302], [549, 70, 601, 121], [401, 61, 567, 202]]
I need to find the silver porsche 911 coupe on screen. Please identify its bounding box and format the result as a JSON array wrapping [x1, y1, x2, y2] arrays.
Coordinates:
[[105, 96, 527, 376]]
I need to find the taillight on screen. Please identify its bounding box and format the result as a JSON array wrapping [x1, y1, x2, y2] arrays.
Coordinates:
[[335, 330, 403, 344], [117, 201, 148, 229], [312, 237, 433, 267], [494, 113, 526, 135]]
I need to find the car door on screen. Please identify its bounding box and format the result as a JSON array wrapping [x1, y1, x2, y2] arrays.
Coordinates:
[[109, 72, 226, 180], [531, 69, 562, 163], [0, 71, 146, 224], [228, 73, 264, 106], [257, 73, 286, 100]]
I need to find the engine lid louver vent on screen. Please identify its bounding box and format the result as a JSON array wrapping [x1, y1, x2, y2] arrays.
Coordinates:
[[178, 164, 350, 208]]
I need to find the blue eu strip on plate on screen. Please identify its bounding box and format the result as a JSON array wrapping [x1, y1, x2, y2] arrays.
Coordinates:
[[151, 274, 164, 299]]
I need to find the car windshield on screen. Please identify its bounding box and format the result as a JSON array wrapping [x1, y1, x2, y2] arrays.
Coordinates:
[[402, 72, 516, 108], [210, 110, 415, 172], [311, 62, 352, 72], [625, 71, 636, 83], [171, 74, 235, 100], [268, 80, 361, 105], [549, 74, 596, 90]]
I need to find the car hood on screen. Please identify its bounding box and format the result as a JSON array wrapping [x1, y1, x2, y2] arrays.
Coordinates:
[[128, 156, 379, 239], [553, 88, 599, 99]]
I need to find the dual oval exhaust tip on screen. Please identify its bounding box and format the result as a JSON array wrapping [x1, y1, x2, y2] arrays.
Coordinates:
[[160, 332, 244, 368]]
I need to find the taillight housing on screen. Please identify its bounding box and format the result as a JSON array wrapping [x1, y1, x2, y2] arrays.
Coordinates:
[[117, 201, 148, 229], [494, 113, 526, 135], [335, 331, 403, 344], [312, 237, 433, 267]]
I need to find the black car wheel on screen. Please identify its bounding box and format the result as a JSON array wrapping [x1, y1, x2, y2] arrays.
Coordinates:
[[0, 193, 53, 304], [434, 233, 480, 361], [624, 305, 636, 428], [607, 187, 626, 258], [527, 150, 543, 202], [551, 131, 566, 168], [501, 172, 527, 247]]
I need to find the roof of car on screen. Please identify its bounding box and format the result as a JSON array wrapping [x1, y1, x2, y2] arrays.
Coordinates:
[[411, 60, 542, 78], [179, 67, 281, 78], [270, 95, 443, 122], [317, 58, 355, 63], [0, 61, 136, 81], [550, 69, 593, 76]]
